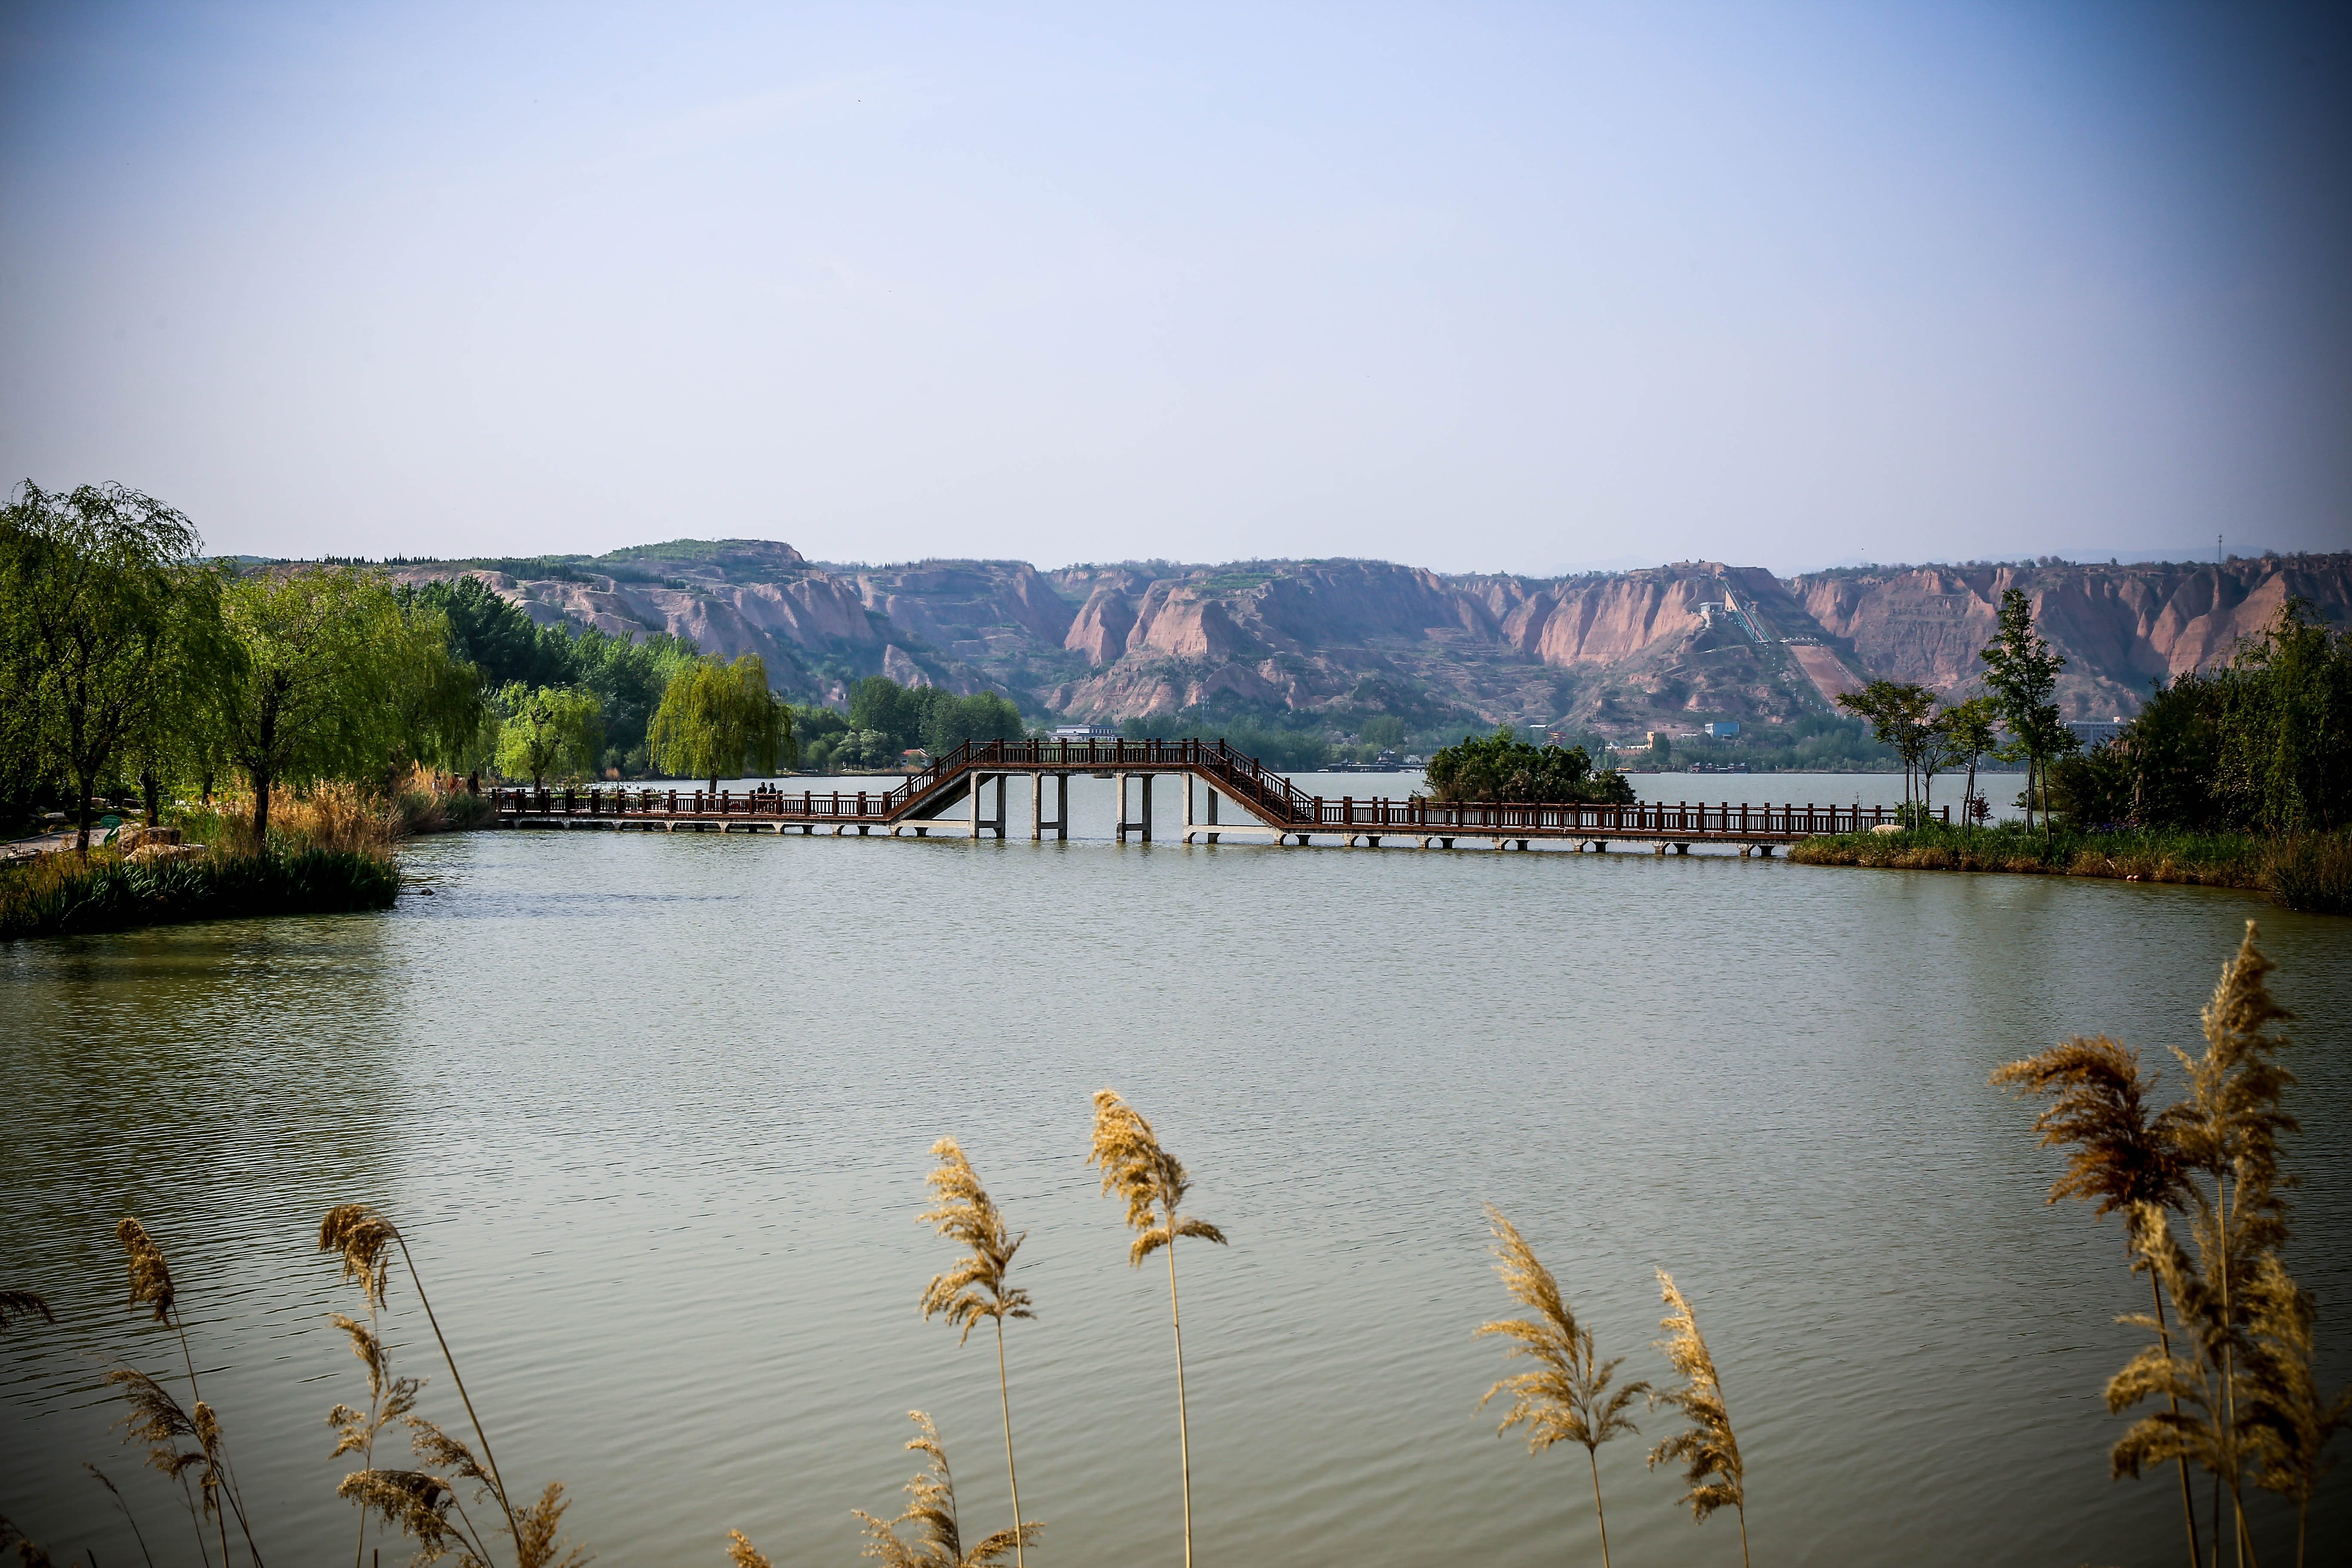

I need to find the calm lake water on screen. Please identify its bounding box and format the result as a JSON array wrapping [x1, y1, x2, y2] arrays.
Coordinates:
[[3, 771, 2344, 1567]]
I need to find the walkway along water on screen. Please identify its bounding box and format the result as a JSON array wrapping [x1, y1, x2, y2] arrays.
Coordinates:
[[491, 737, 1943, 853]]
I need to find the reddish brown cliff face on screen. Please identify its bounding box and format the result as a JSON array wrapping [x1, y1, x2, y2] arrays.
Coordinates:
[[391, 542, 2351, 732], [1790, 556, 2352, 715]]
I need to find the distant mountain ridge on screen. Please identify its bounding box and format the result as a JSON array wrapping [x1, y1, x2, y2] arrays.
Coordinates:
[[383, 544, 2352, 735]]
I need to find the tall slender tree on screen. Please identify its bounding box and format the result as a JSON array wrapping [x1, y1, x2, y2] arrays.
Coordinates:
[[1980, 586, 2076, 839], [1089, 1090, 1227, 1568], [920, 1138, 1038, 1568]]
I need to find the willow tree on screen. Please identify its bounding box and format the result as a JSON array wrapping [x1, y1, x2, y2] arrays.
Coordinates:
[[646, 653, 792, 791], [214, 567, 407, 842], [495, 685, 603, 790], [0, 482, 211, 850]]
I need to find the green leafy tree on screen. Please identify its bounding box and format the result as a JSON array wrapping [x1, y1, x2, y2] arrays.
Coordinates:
[[119, 564, 240, 826], [647, 653, 792, 790], [922, 691, 1024, 754], [1424, 725, 1634, 805], [1936, 695, 2003, 825], [1837, 680, 1945, 813], [383, 598, 490, 785], [0, 482, 209, 850], [213, 567, 411, 842], [495, 684, 604, 789], [1979, 588, 2077, 839]]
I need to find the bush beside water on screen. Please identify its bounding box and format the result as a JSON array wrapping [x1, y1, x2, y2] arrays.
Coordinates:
[[1788, 820, 2352, 914]]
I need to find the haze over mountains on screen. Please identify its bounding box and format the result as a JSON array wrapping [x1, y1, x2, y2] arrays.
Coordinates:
[[389, 544, 2352, 736]]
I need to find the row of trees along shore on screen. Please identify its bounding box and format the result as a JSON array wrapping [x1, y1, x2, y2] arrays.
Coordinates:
[[3, 927, 2333, 1567], [4, 482, 1056, 856], [1834, 587, 2350, 841]]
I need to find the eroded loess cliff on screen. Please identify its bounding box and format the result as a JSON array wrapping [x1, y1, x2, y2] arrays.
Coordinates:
[[388, 539, 2351, 736]]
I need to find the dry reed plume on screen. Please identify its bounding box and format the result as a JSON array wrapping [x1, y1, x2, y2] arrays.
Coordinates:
[[2240, 1253, 2350, 1568], [111, 1217, 264, 1568], [1992, 1034, 2202, 1563], [318, 1203, 585, 1568], [919, 1138, 1039, 1568], [1647, 1269, 1749, 1568], [2098, 923, 2329, 1568], [1475, 1208, 1649, 1568], [854, 1412, 1039, 1568], [723, 1530, 772, 1568], [1, 1512, 58, 1568], [0, 1289, 55, 1328], [1088, 1089, 1226, 1568]]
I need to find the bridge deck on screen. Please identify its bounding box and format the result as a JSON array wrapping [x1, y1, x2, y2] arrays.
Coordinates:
[[491, 738, 1937, 845]]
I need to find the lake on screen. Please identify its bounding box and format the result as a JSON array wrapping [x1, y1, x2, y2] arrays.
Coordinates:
[[3, 772, 2343, 1566]]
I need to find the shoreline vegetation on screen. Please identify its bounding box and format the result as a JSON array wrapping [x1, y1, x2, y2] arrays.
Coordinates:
[[0, 776, 486, 941], [1788, 821, 2352, 916], [2, 931, 2340, 1565]]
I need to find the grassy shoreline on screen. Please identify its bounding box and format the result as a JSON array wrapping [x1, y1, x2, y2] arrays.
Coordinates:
[[1789, 820, 2352, 914], [0, 842, 401, 940], [0, 781, 491, 940]]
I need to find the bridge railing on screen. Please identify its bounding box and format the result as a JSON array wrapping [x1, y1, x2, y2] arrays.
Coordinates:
[[491, 773, 1947, 837]]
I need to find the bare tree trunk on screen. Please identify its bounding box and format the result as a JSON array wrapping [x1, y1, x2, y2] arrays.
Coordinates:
[[74, 765, 97, 853], [142, 769, 162, 827], [250, 764, 272, 845]]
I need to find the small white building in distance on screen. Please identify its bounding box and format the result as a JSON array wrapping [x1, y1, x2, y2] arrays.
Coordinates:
[[1053, 723, 1122, 740]]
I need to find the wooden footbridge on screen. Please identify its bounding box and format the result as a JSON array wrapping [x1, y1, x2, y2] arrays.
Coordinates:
[[490, 738, 1939, 854]]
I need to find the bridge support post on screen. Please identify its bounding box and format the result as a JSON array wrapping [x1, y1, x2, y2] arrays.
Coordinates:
[[1031, 772, 1043, 840], [1114, 774, 1125, 842], [971, 774, 985, 839], [1056, 774, 1068, 839], [1139, 774, 1153, 841]]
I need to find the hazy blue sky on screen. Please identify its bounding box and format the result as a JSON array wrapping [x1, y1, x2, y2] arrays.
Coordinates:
[[3, 3, 2345, 573]]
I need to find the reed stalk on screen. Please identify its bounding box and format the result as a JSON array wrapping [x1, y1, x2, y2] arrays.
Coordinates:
[[114, 1217, 263, 1568], [853, 1411, 1040, 1568], [86, 1464, 161, 1568], [320, 1203, 584, 1568], [1992, 1034, 2201, 1563], [1647, 1270, 1749, 1568], [919, 1138, 1039, 1568], [1089, 1089, 1227, 1568], [1473, 1208, 1648, 1568]]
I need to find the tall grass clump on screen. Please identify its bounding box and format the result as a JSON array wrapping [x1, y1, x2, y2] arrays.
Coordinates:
[[1475, 1208, 1649, 1568], [1648, 1270, 1749, 1568], [919, 1138, 1039, 1568], [0, 840, 397, 940], [1088, 1089, 1227, 1568], [852, 1412, 1038, 1568]]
